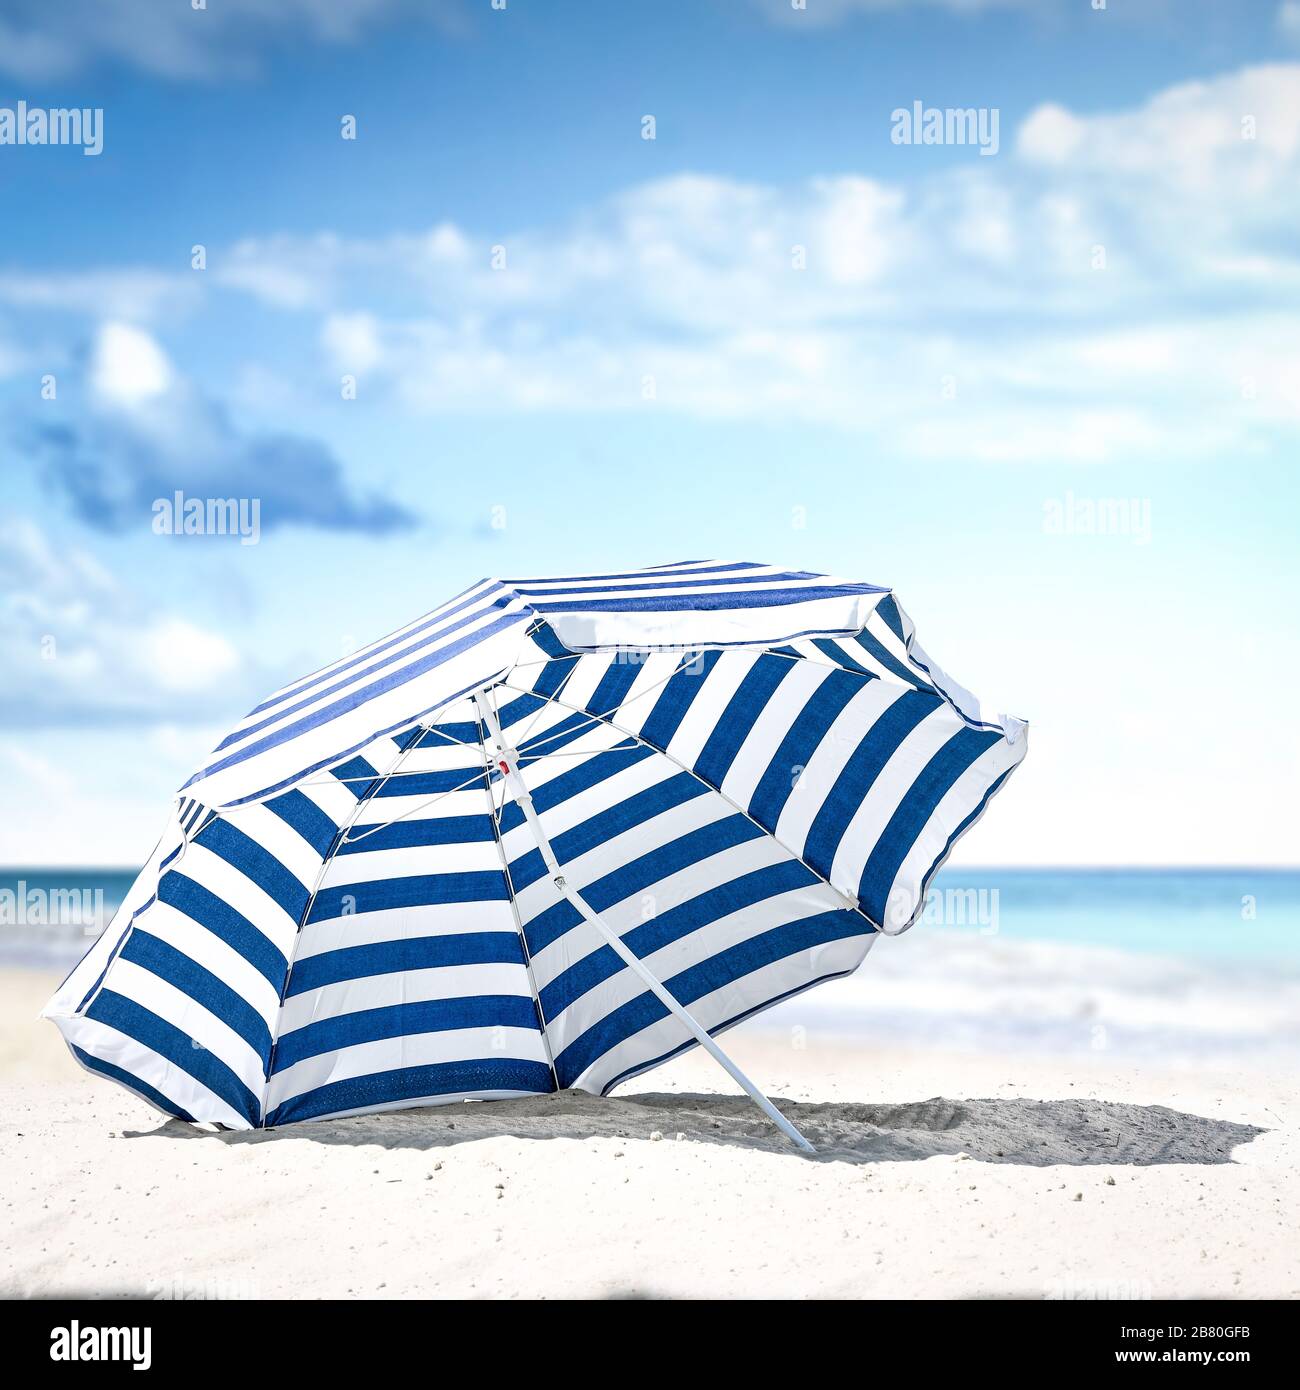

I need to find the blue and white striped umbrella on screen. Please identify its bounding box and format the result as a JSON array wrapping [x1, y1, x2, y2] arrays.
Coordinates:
[[45, 561, 1026, 1148]]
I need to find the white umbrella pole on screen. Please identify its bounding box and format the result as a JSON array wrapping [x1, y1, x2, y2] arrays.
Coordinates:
[[473, 692, 816, 1155]]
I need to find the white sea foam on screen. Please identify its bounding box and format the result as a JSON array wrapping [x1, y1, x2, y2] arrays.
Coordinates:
[[755, 928, 1300, 1064]]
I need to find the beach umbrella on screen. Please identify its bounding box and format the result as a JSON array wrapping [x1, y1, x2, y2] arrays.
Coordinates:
[[45, 561, 1026, 1151]]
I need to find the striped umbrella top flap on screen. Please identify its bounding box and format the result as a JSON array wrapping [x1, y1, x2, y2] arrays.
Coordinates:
[[177, 561, 969, 811]]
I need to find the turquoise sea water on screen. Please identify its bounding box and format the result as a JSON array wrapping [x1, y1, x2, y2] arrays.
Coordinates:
[[2, 865, 1294, 970], [924, 867, 1298, 965], [0, 868, 136, 969]]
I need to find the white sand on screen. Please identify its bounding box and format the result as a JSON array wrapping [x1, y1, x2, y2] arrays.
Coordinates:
[[2, 966, 1296, 1300]]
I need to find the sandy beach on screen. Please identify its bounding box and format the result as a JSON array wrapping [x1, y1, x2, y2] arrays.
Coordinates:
[[3, 965, 1296, 1301]]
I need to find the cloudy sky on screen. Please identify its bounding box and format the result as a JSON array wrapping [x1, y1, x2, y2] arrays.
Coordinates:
[[1, 0, 1297, 865]]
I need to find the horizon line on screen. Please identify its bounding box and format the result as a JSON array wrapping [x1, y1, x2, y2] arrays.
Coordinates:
[[2, 862, 1299, 875]]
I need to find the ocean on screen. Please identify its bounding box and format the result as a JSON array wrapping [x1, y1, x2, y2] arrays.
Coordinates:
[[6, 865, 1298, 1064], [765, 867, 1300, 1065]]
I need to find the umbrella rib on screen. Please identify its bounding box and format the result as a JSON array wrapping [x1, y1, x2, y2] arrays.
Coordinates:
[[292, 763, 486, 788], [506, 652, 703, 763], [513, 714, 613, 761], [402, 721, 481, 752], [518, 743, 639, 762], [338, 767, 492, 846], [509, 652, 584, 750]]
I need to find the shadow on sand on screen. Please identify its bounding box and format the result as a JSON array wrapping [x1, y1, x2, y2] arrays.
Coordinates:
[[128, 1090, 1265, 1166]]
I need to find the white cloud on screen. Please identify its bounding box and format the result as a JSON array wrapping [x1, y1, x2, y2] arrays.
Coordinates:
[[138, 618, 240, 693], [0, 0, 468, 80], [0, 513, 252, 727], [1015, 104, 1087, 166], [209, 64, 1300, 467], [217, 233, 345, 310], [0, 269, 199, 323], [750, 0, 1034, 23], [0, 742, 78, 800], [322, 312, 382, 373], [1017, 64, 1300, 193], [91, 321, 173, 404], [816, 177, 900, 284], [5, 62, 1294, 475], [0, 730, 225, 864]]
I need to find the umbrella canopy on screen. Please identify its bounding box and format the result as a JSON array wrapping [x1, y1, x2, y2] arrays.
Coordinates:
[[45, 561, 1026, 1144]]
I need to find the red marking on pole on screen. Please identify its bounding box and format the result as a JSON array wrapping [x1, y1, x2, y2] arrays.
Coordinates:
[[499, 759, 510, 775]]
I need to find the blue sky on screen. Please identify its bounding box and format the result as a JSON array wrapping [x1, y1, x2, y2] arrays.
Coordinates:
[[1, 0, 1298, 865]]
